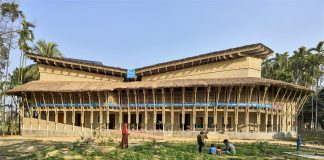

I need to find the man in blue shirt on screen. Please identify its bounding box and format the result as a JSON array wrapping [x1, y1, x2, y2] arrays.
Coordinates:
[[209, 144, 216, 155]]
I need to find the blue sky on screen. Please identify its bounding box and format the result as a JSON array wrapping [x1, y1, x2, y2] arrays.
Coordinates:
[[9, 0, 324, 73]]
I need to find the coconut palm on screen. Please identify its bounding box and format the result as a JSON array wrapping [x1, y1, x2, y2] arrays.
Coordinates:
[[32, 40, 62, 58]]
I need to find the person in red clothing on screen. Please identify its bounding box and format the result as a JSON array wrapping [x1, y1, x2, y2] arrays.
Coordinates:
[[120, 123, 130, 149]]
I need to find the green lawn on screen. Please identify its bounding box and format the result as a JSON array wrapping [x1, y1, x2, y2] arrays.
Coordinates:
[[1, 138, 322, 160]]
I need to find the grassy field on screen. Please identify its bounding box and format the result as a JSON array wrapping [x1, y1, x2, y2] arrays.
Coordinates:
[[1, 136, 323, 160]]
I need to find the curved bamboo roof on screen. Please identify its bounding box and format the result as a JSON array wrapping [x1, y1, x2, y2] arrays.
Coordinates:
[[6, 77, 312, 95]]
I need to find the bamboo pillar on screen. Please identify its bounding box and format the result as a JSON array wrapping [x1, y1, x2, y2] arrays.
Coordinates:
[[214, 87, 220, 132], [181, 87, 185, 131], [41, 93, 49, 131], [105, 92, 110, 130], [143, 89, 147, 131], [161, 88, 166, 132], [291, 93, 302, 131], [287, 92, 297, 132], [282, 90, 292, 132], [21, 93, 25, 132], [97, 92, 103, 131], [193, 87, 197, 131], [134, 90, 139, 131], [224, 87, 232, 132], [50, 93, 58, 131], [69, 93, 75, 131], [170, 88, 174, 131], [235, 86, 243, 132], [246, 86, 254, 132], [118, 90, 122, 130], [126, 90, 130, 129], [277, 89, 287, 132], [78, 92, 84, 131], [262, 86, 269, 133], [32, 93, 40, 130], [59, 93, 66, 130], [205, 87, 211, 130], [88, 92, 93, 131], [27, 93, 33, 130], [153, 89, 156, 131], [271, 87, 281, 132]]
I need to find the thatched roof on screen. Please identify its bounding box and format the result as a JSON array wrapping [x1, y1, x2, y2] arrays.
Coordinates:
[[6, 77, 311, 95]]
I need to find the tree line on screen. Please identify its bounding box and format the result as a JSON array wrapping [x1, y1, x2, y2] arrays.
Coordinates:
[[261, 41, 324, 130]]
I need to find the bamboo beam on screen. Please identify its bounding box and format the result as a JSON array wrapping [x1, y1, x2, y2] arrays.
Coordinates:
[[59, 93, 66, 130], [161, 88, 166, 132], [153, 89, 156, 131], [41, 93, 49, 131], [69, 93, 75, 131], [235, 86, 243, 132], [50, 92, 58, 131], [97, 92, 102, 131], [21, 93, 25, 132], [205, 87, 211, 130], [246, 86, 254, 132], [286, 91, 297, 132], [262, 86, 269, 132], [127, 90, 130, 129], [105, 92, 109, 130], [143, 89, 147, 131], [170, 88, 174, 131], [78, 92, 84, 131], [88, 92, 93, 131], [281, 90, 292, 132], [134, 90, 139, 131], [118, 90, 122, 130], [277, 88, 287, 132], [182, 87, 185, 131], [214, 87, 221, 132], [32, 93, 40, 130], [193, 87, 197, 131], [271, 87, 281, 132], [224, 86, 232, 132]]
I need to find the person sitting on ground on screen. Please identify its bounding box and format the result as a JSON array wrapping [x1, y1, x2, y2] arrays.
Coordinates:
[[222, 139, 236, 154], [197, 131, 208, 154], [209, 144, 216, 155], [216, 146, 222, 155]]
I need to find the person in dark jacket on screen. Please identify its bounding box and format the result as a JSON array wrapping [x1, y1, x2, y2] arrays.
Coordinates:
[[197, 131, 208, 153]]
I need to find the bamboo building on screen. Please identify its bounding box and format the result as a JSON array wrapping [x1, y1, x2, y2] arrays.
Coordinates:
[[7, 43, 312, 138]]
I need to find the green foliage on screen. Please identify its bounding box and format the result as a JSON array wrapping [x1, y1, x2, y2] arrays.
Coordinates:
[[33, 40, 63, 58]]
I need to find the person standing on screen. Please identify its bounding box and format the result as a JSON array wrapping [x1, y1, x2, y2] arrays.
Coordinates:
[[197, 131, 208, 153], [120, 123, 130, 149]]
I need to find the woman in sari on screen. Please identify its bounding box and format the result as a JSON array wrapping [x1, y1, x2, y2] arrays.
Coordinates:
[[120, 123, 129, 149]]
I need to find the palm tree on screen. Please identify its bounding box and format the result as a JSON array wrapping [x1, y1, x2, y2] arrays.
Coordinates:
[[33, 40, 62, 58], [0, 1, 25, 136], [261, 52, 293, 82], [309, 41, 324, 130]]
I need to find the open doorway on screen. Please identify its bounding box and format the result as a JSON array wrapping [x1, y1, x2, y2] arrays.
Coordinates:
[[180, 114, 191, 130], [156, 114, 163, 130]]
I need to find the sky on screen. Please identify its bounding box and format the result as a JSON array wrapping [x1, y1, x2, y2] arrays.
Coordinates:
[[8, 0, 324, 73]]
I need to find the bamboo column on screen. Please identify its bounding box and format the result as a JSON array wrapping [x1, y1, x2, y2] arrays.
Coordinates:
[[214, 87, 220, 132], [223, 87, 232, 132], [143, 89, 147, 131], [118, 90, 122, 130], [271, 87, 281, 132], [153, 89, 156, 131], [134, 90, 139, 131], [287, 92, 297, 132], [291, 93, 302, 131], [193, 87, 197, 131], [32, 93, 40, 130], [181, 87, 185, 131], [282, 90, 292, 132], [170, 88, 174, 131], [235, 86, 243, 132], [88, 92, 93, 131], [205, 87, 211, 130], [97, 92, 103, 131], [105, 92, 110, 130], [41, 93, 49, 131], [161, 88, 166, 132], [78, 92, 84, 131], [126, 90, 130, 129], [246, 86, 254, 132], [69, 93, 75, 131], [59, 93, 66, 130], [27, 93, 33, 130], [50, 93, 58, 131], [21, 93, 25, 132], [277, 89, 288, 132], [262, 86, 269, 133]]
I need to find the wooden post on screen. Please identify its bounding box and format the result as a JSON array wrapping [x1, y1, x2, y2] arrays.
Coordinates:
[[105, 92, 110, 130], [143, 89, 147, 131], [214, 87, 220, 132], [205, 87, 211, 130], [32, 93, 40, 130], [69, 93, 75, 131], [277, 89, 288, 132], [118, 90, 122, 130], [59, 93, 66, 130], [182, 87, 185, 131], [50, 93, 58, 131], [262, 86, 269, 133], [291, 93, 302, 131], [153, 89, 156, 131], [97, 92, 103, 131], [193, 87, 197, 131], [78, 92, 84, 131], [170, 88, 174, 131], [41, 93, 49, 131], [224, 87, 232, 132], [271, 87, 281, 132], [21, 93, 25, 132], [287, 92, 297, 132], [162, 88, 166, 132], [88, 92, 93, 131], [126, 90, 130, 129], [281, 90, 292, 132], [134, 90, 139, 131], [235, 86, 243, 132], [246, 86, 254, 132]]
